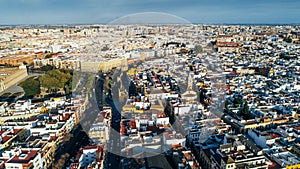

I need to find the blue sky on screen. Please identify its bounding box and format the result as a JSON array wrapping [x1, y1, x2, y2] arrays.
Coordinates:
[[0, 0, 299, 24]]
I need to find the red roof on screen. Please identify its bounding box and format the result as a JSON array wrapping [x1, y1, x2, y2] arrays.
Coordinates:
[[83, 145, 98, 150], [69, 162, 80, 169], [1, 135, 12, 144], [0, 130, 6, 135], [271, 133, 280, 138], [96, 148, 102, 153], [7, 150, 39, 164], [97, 111, 106, 123], [0, 158, 7, 169], [130, 120, 136, 129], [49, 136, 58, 142], [268, 161, 281, 169], [157, 113, 166, 118], [60, 113, 71, 122], [13, 129, 22, 135], [34, 51, 43, 54], [121, 124, 127, 135], [172, 144, 182, 149], [146, 125, 159, 132], [217, 41, 238, 47]]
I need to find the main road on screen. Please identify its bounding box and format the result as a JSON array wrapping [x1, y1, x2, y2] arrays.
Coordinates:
[[95, 71, 121, 169]]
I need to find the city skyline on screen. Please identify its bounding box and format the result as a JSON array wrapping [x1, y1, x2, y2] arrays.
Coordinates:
[[0, 0, 300, 25]]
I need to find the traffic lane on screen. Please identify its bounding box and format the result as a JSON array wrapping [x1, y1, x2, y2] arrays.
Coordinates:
[[95, 72, 121, 169], [105, 95, 121, 168]]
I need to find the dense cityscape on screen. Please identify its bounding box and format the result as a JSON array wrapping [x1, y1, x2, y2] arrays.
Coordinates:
[[0, 23, 299, 169]]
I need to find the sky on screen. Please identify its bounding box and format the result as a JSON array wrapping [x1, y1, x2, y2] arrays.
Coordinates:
[[0, 0, 299, 25]]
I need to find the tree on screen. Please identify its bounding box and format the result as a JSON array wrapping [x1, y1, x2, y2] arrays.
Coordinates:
[[39, 74, 60, 90], [62, 133, 73, 142], [225, 99, 230, 109], [40, 64, 55, 72], [242, 102, 250, 119], [45, 53, 54, 59], [39, 69, 72, 94], [65, 85, 70, 94], [19, 77, 40, 97], [53, 153, 70, 169], [284, 37, 292, 43], [234, 98, 243, 106]]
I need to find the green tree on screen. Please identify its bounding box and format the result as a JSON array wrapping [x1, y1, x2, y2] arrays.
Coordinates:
[[85, 73, 94, 89], [71, 71, 80, 90], [39, 75, 60, 90], [39, 69, 72, 94], [225, 99, 230, 109], [284, 37, 292, 43], [45, 53, 53, 59], [48, 69, 71, 85], [40, 64, 55, 72], [19, 77, 41, 97], [234, 98, 243, 106], [242, 102, 250, 119]]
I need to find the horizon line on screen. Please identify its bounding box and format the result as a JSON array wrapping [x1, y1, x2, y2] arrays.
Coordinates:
[[0, 22, 300, 27]]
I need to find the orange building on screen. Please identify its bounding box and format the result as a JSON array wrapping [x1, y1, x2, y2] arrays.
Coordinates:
[[0, 55, 34, 66]]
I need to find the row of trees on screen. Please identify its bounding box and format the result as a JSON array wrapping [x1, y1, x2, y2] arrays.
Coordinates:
[[52, 153, 70, 169]]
